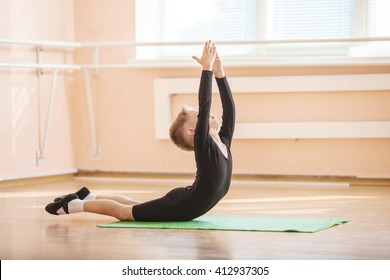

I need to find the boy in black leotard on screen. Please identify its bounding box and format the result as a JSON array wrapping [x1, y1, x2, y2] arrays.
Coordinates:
[[45, 40, 235, 222]]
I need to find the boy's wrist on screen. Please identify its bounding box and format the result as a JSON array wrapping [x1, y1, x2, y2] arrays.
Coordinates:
[[214, 71, 225, 78]]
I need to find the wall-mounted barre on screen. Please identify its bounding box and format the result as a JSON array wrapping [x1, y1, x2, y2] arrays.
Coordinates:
[[0, 62, 80, 70], [2, 37, 390, 71], [3, 36, 390, 48]]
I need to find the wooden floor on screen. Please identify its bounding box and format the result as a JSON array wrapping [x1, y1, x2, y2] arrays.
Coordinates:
[[0, 176, 389, 260]]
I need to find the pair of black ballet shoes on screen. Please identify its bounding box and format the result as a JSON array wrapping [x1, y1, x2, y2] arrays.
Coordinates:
[[45, 187, 90, 215]]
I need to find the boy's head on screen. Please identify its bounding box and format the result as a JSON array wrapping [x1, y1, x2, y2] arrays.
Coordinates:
[[169, 106, 221, 151], [170, 106, 197, 151]]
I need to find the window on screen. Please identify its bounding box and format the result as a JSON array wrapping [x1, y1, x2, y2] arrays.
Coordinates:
[[135, 0, 257, 59], [368, 0, 390, 36], [270, 0, 355, 39], [135, 0, 390, 64], [350, 0, 390, 57]]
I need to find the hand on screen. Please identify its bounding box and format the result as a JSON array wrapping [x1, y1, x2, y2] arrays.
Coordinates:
[[192, 40, 216, 71], [212, 52, 225, 78]]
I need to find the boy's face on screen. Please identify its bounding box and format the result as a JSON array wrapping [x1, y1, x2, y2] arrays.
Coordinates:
[[209, 114, 221, 130], [183, 106, 221, 131]]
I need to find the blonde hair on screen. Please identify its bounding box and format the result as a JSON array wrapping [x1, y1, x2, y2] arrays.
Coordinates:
[[169, 109, 194, 151]]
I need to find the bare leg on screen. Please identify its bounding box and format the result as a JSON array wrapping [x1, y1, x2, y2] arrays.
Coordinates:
[[96, 195, 140, 206], [84, 199, 135, 221]]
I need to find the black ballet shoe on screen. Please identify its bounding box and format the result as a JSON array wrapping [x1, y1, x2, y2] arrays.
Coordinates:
[[45, 193, 78, 215], [54, 187, 90, 202]]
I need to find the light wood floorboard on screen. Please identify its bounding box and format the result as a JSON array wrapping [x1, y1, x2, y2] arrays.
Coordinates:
[[0, 177, 389, 260]]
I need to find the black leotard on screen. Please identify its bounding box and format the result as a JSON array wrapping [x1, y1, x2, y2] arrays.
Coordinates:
[[132, 70, 235, 221]]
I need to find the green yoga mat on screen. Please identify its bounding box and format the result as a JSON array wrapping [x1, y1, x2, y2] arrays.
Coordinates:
[[98, 216, 350, 233]]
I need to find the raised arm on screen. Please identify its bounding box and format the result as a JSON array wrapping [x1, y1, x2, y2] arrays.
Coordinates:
[[217, 76, 235, 145], [213, 53, 235, 145], [192, 41, 217, 147]]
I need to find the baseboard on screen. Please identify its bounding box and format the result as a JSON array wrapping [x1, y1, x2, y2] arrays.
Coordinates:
[[75, 171, 390, 187], [0, 173, 75, 188], [1, 170, 389, 188]]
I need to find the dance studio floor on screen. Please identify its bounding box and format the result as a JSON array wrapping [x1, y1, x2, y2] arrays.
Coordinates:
[[0, 175, 389, 260]]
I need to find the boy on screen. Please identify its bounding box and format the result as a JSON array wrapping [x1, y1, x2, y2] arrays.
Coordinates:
[[46, 40, 235, 221]]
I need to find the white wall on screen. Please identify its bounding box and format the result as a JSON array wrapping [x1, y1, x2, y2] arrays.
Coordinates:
[[0, 0, 76, 180]]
